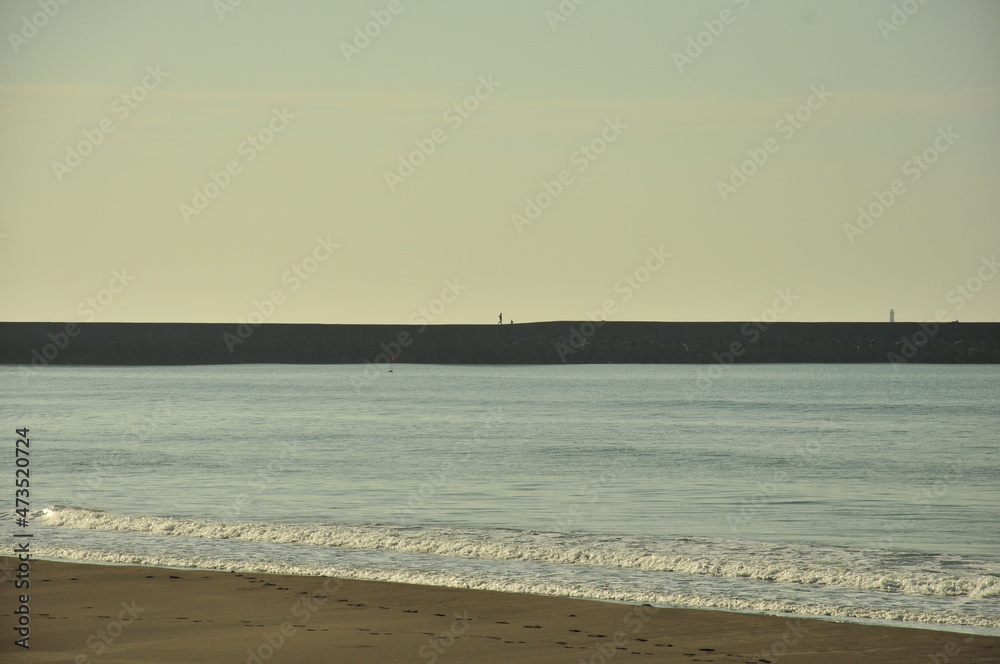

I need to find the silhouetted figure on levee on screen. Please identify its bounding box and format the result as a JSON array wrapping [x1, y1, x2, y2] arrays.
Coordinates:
[[498, 313, 502, 325]]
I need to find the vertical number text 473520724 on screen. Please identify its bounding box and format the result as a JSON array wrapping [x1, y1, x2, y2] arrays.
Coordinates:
[[14, 427, 32, 650]]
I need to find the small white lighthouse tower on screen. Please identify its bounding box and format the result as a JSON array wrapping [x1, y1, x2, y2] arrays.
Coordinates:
[[889, 308, 895, 324]]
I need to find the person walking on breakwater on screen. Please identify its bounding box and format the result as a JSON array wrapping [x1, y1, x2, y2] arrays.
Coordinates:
[[498, 313, 502, 325]]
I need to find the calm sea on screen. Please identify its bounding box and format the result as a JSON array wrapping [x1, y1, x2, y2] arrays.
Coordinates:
[[4, 363, 998, 633]]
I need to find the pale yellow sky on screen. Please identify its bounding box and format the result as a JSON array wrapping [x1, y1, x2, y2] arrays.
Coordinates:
[[1, 0, 998, 324]]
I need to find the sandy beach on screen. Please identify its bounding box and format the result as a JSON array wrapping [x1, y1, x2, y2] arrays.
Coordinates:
[[2, 558, 997, 663]]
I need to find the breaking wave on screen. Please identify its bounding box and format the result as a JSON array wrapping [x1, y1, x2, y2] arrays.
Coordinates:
[[38, 506, 999, 601]]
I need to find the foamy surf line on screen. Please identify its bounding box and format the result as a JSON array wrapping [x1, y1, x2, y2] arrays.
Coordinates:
[[38, 506, 999, 600], [29, 544, 1000, 630]]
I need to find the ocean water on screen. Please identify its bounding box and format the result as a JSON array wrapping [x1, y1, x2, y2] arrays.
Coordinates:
[[4, 363, 998, 634]]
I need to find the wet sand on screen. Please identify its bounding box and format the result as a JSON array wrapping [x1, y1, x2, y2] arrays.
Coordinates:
[[2, 558, 997, 663]]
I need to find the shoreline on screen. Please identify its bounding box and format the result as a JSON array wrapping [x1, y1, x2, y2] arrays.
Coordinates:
[[3, 558, 998, 663], [20, 554, 1000, 637]]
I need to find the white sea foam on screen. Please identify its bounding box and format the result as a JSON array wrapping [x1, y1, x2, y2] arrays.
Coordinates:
[[37, 506, 1000, 600], [32, 544, 1000, 629]]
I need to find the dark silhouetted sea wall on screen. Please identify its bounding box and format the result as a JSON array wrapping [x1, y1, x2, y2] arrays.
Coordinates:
[[1, 321, 998, 367]]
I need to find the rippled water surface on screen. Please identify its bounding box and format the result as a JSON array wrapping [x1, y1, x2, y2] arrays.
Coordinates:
[[4, 363, 998, 632]]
